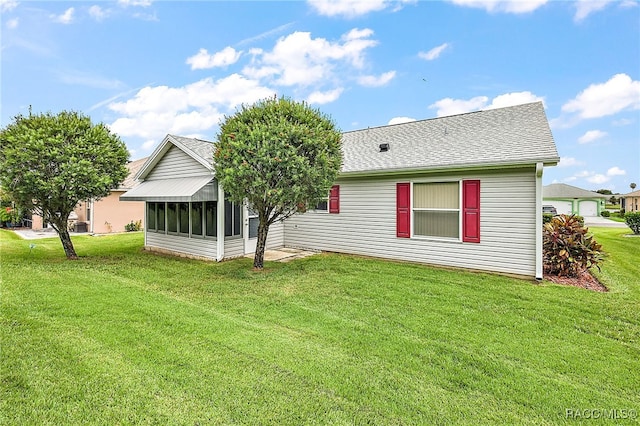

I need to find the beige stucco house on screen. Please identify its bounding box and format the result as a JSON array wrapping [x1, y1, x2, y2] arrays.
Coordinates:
[[621, 189, 640, 213], [31, 157, 147, 233]]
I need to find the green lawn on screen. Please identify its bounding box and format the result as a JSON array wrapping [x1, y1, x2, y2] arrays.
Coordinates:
[[1, 229, 638, 425]]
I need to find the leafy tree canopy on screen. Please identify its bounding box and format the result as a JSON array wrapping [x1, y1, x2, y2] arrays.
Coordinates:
[[595, 189, 613, 195], [214, 96, 342, 269], [0, 109, 129, 258]]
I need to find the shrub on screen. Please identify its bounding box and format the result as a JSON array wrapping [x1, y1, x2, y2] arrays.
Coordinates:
[[543, 214, 604, 277], [543, 213, 554, 224], [125, 220, 142, 232], [600, 210, 610, 217], [625, 212, 640, 235]]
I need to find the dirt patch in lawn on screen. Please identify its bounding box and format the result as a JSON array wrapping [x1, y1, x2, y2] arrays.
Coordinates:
[[545, 269, 608, 292]]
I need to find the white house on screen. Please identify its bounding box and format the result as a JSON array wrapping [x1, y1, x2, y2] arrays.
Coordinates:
[[122, 102, 559, 279]]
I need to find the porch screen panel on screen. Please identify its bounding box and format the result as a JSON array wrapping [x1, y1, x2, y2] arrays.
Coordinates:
[[147, 203, 156, 230], [205, 201, 216, 237], [157, 203, 166, 232], [191, 202, 203, 236], [179, 203, 189, 234], [167, 203, 178, 233], [224, 200, 232, 237], [233, 203, 241, 236]]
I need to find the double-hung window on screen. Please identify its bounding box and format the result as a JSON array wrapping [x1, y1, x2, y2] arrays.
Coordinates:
[[413, 182, 460, 239], [397, 180, 480, 242]]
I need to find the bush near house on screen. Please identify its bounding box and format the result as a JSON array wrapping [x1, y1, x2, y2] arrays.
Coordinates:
[[600, 210, 610, 217], [125, 220, 142, 232], [542, 213, 554, 224], [625, 212, 640, 235], [543, 214, 604, 277]]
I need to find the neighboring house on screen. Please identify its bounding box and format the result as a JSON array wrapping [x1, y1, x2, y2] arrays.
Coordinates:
[[31, 157, 147, 233], [122, 102, 559, 279], [542, 183, 607, 217], [621, 189, 640, 212]]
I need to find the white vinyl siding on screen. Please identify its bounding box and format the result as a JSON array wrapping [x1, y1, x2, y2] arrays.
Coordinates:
[[146, 145, 209, 180], [146, 232, 217, 259], [284, 168, 538, 277]]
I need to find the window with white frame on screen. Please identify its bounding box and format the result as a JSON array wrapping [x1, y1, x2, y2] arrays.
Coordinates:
[[412, 181, 460, 239]]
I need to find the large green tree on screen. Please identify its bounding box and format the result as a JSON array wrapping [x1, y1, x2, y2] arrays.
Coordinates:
[[0, 110, 129, 259], [214, 96, 342, 269]]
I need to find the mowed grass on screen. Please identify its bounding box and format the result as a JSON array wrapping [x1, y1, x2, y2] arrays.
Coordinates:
[[1, 228, 638, 425]]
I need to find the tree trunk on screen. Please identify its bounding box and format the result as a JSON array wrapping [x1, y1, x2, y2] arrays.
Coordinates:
[[51, 219, 78, 259], [252, 216, 270, 270]]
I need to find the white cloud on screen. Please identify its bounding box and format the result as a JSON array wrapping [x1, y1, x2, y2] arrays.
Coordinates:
[[566, 167, 626, 185], [558, 157, 584, 167], [613, 118, 634, 126], [574, 0, 614, 22], [51, 7, 74, 24], [142, 139, 157, 151], [607, 166, 626, 176], [429, 91, 544, 117], [561, 74, 640, 120], [388, 116, 416, 125], [186, 47, 242, 70], [587, 174, 609, 184], [307, 88, 344, 105], [357, 71, 396, 87], [242, 29, 378, 87], [447, 0, 548, 14], [418, 43, 450, 61], [118, 0, 152, 6], [0, 0, 18, 13], [307, 0, 414, 18], [578, 130, 607, 144], [108, 74, 275, 140], [6, 17, 18, 29], [487, 91, 544, 109], [88, 5, 109, 21]]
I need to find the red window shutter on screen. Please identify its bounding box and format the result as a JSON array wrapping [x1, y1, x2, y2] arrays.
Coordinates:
[[397, 183, 410, 238], [462, 180, 480, 243], [329, 185, 340, 214]]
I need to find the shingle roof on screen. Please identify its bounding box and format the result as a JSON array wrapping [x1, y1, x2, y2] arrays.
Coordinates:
[[341, 101, 559, 174], [141, 102, 558, 179], [118, 157, 148, 190], [543, 183, 608, 199], [623, 189, 640, 197], [170, 135, 215, 165]]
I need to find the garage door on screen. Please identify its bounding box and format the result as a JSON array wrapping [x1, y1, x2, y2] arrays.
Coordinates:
[[579, 200, 598, 217], [547, 201, 572, 215]]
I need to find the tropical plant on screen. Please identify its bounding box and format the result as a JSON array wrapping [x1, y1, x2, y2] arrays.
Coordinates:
[[0, 109, 129, 258], [543, 214, 604, 277], [624, 212, 640, 235], [214, 96, 342, 269]]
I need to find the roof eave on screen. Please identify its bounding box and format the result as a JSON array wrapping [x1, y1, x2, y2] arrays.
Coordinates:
[[339, 158, 560, 178]]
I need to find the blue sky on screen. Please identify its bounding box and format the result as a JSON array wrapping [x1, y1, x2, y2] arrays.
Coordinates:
[[2, 0, 639, 193]]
